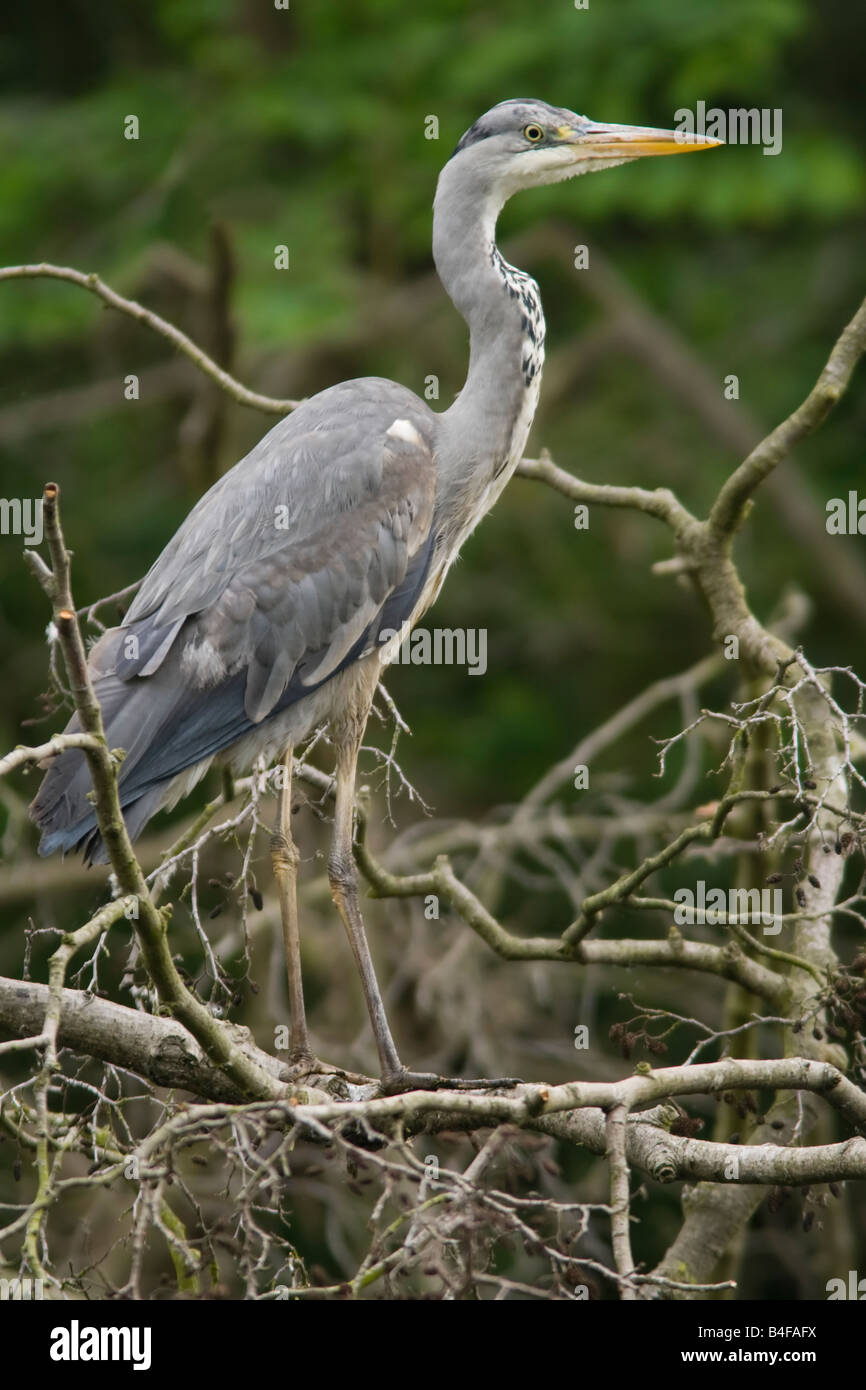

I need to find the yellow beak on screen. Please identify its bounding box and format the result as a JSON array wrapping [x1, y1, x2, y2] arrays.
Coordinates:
[[557, 120, 723, 158]]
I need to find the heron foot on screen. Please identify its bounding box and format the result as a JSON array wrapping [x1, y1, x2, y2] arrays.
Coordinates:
[[284, 1054, 372, 1087], [287, 1049, 318, 1069], [378, 1069, 523, 1096]]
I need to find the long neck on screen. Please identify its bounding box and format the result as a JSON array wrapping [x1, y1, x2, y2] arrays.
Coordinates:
[[432, 161, 545, 504]]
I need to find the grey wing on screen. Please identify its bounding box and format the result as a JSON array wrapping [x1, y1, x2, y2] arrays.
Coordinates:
[[32, 380, 438, 855]]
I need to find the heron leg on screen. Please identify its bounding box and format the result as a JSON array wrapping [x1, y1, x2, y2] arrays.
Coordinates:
[[328, 715, 405, 1081], [271, 745, 313, 1064], [328, 687, 522, 1096]]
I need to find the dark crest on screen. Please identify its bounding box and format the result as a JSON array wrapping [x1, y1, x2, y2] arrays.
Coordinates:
[[449, 99, 559, 159]]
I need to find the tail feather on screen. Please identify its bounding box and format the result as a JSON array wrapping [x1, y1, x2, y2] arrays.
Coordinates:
[[30, 626, 196, 862], [35, 782, 168, 864]]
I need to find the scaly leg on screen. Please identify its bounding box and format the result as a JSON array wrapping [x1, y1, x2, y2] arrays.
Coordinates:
[[328, 716, 405, 1082], [328, 704, 518, 1094], [271, 745, 313, 1064], [328, 685, 521, 1095]]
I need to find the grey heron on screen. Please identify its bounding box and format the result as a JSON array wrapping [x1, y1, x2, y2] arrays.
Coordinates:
[[31, 100, 719, 1091]]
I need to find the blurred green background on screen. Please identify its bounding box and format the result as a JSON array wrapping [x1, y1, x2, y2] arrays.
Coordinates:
[[0, 0, 864, 1298], [0, 0, 864, 812]]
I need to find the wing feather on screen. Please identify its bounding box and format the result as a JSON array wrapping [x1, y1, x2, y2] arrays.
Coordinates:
[[31, 379, 439, 856]]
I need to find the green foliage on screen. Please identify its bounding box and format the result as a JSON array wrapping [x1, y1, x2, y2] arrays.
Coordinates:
[[0, 0, 864, 1303], [0, 3, 861, 822], [1, 0, 864, 807]]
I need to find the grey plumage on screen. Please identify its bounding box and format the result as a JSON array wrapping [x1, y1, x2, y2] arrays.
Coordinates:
[[33, 381, 437, 858], [29, 99, 718, 1082]]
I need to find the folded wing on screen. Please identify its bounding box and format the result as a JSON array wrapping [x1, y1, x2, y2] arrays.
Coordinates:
[[31, 380, 438, 857]]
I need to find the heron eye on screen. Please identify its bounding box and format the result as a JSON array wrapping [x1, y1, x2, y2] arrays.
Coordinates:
[[523, 124, 544, 143]]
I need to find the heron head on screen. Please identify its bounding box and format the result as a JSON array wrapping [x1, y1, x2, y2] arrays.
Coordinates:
[[450, 99, 721, 197]]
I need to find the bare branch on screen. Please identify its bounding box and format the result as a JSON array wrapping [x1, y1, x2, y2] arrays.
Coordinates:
[[606, 1104, 636, 1299], [0, 732, 102, 779], [0, 263, 299, 415], [30, 482, 285, 1103], [708, 295, 866, 540]]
